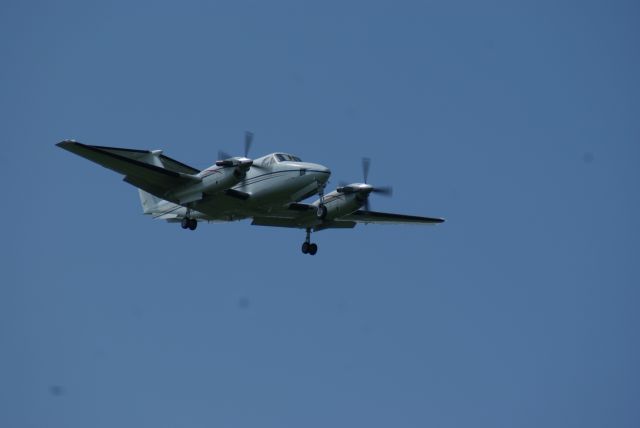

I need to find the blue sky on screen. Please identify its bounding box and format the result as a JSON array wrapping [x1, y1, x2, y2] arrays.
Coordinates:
[[2, 1, 639, 427]]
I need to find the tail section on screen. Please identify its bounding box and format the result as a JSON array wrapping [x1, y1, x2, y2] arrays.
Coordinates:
[[138, 189, 163, 214]]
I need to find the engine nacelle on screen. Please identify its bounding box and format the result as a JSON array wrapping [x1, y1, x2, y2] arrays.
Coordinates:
[[315, 190, 365, 221], [168, 165, 245, 204]]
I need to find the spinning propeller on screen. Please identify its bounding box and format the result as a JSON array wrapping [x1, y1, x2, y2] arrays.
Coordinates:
[[337, 157, 393, 211], [217, 131, 254, 163], [216, 131, 262, 180], [243, 131, 253, 158]]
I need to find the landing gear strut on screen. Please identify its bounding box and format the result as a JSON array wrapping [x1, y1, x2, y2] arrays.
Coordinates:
[[301, 228, 318, 255], [316, 181, 327, 220]]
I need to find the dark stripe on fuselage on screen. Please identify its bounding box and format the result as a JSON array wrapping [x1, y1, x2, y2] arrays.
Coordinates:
[[322, 194, 345, 204], [234, 169, 329, 188], [200, 168, 223, 178]]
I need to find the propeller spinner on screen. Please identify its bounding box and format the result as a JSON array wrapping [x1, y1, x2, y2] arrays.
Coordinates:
[[215, 131, 258, 179], [337, 157, 393, 211]]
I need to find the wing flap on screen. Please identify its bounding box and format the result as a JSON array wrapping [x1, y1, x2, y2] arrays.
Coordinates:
[[251, 217, 305, 228], [288, 202, 314, 212], [251, 217, 356, 230]]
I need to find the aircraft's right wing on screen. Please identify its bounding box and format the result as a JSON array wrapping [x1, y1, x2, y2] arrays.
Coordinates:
[[337, 210, 445, 225], [57, 140, 200, 199], [251, 205, 444, 230]]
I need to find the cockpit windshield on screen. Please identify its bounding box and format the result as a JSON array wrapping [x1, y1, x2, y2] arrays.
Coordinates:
[[274, 153, 302, 162]]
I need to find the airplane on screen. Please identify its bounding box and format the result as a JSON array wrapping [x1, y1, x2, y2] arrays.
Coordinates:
[[56, 132, 444, 255]]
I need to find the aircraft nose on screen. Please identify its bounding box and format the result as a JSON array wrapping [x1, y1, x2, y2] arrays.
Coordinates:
[[318, 165, 331, 175], [309, 164, 331, 182]]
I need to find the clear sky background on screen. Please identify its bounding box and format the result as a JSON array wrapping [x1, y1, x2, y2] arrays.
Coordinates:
[[1, 1, 639, 427]]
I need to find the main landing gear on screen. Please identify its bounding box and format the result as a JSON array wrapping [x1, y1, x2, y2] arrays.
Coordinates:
[[316, 181, 327, 220], [181, 217, 198, 231], [301, 228, 318, 255], [180, 208, 198, 231], [316, 204, 327, 220]]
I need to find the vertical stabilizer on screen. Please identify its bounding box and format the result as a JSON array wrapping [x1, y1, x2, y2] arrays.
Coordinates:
[[139, 189, 163, 214]]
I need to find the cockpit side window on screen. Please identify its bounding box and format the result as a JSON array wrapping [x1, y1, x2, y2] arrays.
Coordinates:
[[274, 153, 302, 162]]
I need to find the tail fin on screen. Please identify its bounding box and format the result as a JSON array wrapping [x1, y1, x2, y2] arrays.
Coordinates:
[[135, 151, 169, 214], [138, 189, 163, 214]]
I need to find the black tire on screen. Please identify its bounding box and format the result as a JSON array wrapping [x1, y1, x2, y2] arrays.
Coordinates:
[[181, 218, 189, 229], [189, 219, 198, 230], [308, 243, 318, 255], [316, 205, 327, 220], [301, 242, 310, 254]]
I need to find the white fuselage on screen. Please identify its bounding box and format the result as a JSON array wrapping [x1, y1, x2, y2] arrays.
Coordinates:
[[154, 153, 331, 221]]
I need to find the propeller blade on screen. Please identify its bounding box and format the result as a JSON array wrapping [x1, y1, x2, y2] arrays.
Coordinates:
[[372, 186, 393, 196], [364, 198, 371, 212], [362, 157, 371, 184], [244, 131, 254, 158], [218, 150, 232, 161]]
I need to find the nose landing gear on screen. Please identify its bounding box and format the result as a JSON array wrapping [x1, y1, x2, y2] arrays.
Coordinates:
[[301, 228, 318, 255]]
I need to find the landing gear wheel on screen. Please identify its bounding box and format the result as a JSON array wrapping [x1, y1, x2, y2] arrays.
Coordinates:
[[188, 218, 198, 230], [301, 227, 318, 255], [181, 218, 189, 229], [316, 204, 327, 220]]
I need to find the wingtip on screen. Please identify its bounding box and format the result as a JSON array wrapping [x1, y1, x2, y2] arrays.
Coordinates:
[[56, 139, 80, 148]]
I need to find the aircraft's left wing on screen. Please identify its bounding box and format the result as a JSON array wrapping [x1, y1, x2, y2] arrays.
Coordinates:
[[337, 210, 445, 225], [57, 140, 200, 200]]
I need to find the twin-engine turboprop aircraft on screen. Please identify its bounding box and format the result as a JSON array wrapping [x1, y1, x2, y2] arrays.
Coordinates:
[[57, 132, 444, 255]]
